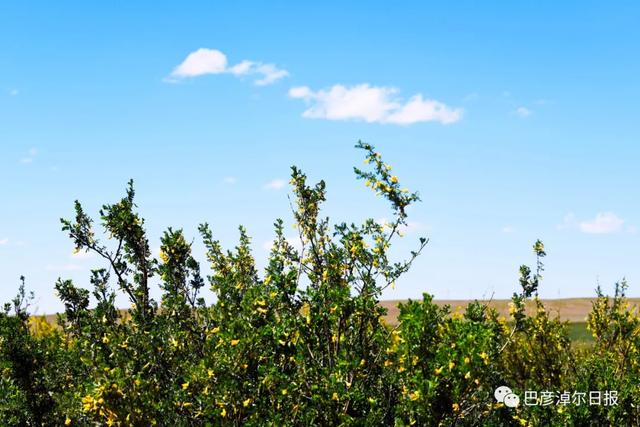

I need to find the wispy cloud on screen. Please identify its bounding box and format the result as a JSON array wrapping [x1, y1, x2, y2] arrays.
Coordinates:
[[20, 147, 38, 164], [462, 92, 479, 103], [253, 64, 289, 86], [514, 106, 532, 118], [557, 213, 577, 231], [288, 84, 462, 125], [223, 176, 237, 185], [263, 179, 286, 190], [501, 225, 515, 233], [579, 212, 625, 234], [8, 89, 18, 96], [376, 218, 429, 234], [559, 212, 629, 234], [167, 48, 288, 85], [0, 238, 8, 245]]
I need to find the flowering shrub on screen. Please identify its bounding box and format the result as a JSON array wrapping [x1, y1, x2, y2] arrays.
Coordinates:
[[1, 142, 637, 425]]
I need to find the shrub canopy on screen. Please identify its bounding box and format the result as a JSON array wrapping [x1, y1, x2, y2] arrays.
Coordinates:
[[1, 142, 638, 426]]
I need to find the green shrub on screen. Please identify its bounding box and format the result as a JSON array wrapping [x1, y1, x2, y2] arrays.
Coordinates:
[[1, 142, 636, 426]]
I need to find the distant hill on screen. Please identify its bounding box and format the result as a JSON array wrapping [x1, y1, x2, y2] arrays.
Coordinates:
[[37, 298, 640, 328], [380, 298, 640, 326]]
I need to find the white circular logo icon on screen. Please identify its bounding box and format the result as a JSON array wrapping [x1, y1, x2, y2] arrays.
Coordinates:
[[494, 386, 512, 403], [504, 393, 520, 408]]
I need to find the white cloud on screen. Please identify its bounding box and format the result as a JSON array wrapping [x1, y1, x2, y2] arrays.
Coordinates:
[[223, 176, 237, 184], [514, 107, 532, 118], [501, 225, 515, 233], [254, 64, 289, 86], [168, 48, 288, 85], [579, 212, 625, 234], [0, 238, 8, 245], [263, 179, 286, 190], [376, 218, 428, 234], [288, 84, 462, 125], [558, 212, 630, 234], [170, 48, 227, 77], [9, 89, 18, 96], [401, 221, 428, 234], [229, 60, 254, 75]]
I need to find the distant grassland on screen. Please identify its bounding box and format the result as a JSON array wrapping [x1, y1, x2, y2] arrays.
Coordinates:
[[381, 298, 640, 344], [37, 298, 640, 344]]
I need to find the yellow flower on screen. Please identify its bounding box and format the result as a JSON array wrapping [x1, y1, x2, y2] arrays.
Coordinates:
[[221, 408, 227, 418], [81, 395, 94, 411], [452, 403, 460, 412], [390, 176, 399, 183], [448, 361, 455, 370], [281, 389, 288, 396], [65, 417, 72, 426], [231, 339, 240, 347], [464, 371, 471, 380], [332, 392, 339, 401], [211, 326, 220, 334], [182, 382, 189, 390], [434, 366, 443, 375], [243, 398, 251, 407], [409, 391, 420, 401], [464, 357, 470, 364]]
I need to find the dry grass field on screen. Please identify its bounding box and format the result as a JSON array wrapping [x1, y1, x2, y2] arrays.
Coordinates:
[[380, 298, 640, 326], [38, 298, 640, 328]]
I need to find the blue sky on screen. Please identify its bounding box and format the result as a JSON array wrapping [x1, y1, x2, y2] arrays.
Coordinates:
[[1, 1, 639, 314]]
